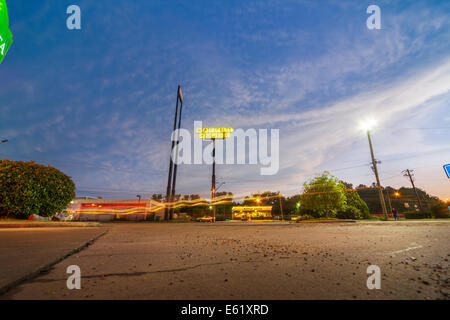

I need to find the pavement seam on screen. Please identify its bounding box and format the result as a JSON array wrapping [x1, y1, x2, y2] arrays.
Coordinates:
[[24, 259, 272, 283], [0, 230, 108, 297]]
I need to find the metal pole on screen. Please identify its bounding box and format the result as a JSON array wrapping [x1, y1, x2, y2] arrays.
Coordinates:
[[367, 130, 388, 218], [212, 138, 216, 222], [170, 87, 183, 220], [165, 87, 180, 220], [279, 194, 284, 221], [385, 188, 392, 216]]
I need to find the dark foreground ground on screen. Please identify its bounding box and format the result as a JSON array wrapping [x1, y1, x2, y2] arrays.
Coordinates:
[[0, 221, 448, 300]]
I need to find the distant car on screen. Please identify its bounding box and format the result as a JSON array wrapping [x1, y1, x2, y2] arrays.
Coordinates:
[[240, 214, 249, 221], [197, 216, 213, 222]]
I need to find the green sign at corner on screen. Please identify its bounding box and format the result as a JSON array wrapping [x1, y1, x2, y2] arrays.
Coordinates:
[[0, 0, 13, 64]]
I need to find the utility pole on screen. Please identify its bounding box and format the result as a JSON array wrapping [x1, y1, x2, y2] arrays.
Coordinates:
[[366, 130, 388, 219], [403, 169, 425, 215], [384, 188, 392, 215], [165, 86, 183, 220]]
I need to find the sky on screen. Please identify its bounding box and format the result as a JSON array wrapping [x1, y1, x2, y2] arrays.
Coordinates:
[[1, 0, 449, 200]]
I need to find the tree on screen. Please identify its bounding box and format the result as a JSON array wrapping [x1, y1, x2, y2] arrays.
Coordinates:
[[357, 186, 440, 215], [152, 194, 163, 201], [300, 172, 346, 218], [340, 180, 370, 218], [0, 160, 75, 219]]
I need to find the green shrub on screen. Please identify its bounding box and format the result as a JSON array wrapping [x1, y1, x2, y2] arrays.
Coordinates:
[[337, 206, 362, 219], [0, 160, 75, 219], [345, 191, 370, 219], [404, 211, 426, 219]]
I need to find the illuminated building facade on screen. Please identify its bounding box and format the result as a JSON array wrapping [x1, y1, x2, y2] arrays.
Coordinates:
[[232, 206, 272, 220]]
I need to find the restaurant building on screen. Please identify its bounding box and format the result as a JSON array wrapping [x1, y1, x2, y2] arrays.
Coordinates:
[[231, 206, 272, 220]]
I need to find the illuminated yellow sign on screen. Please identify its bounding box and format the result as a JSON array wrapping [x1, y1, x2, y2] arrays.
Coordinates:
[[232, 206, 272, 211], [196, 127, 233, 139]]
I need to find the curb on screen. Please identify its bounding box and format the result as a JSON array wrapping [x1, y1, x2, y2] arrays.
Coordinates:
[[296, 219, 356, 223], [0, 230, 108, 297], [0, 222, 102, 229]]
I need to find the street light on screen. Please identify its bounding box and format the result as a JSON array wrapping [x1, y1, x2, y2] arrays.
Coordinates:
[[360, 119, 377, 132], [361, 119, 388, 219], [394, 192, 400, 198]]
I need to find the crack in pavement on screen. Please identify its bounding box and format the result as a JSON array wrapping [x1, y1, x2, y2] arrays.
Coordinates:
[[29, 258, 274, 283], [0, 230, 109, 297]]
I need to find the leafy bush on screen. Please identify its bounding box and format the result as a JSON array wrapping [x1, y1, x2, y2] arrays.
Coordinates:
[[0, 160, 75, 219], [337, 206, 362, 220], [404, 211, 426, 219], [345, 191, 370, 219], [298, 207, 336, 218]]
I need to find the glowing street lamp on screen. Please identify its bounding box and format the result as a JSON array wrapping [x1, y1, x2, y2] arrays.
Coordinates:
[[360, 119, 377, 132]]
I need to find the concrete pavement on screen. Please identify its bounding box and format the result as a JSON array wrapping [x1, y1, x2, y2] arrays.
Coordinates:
[[0, 227, 107, 295], [1, 221, 449, 300]]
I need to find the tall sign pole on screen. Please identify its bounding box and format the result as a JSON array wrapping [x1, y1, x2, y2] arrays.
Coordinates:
[[367, 130, 388, 218], [197, 128, 233, 223], [165, 85, 182, 220], [212, 138, 216, 222], [170, 86, 183, 220]]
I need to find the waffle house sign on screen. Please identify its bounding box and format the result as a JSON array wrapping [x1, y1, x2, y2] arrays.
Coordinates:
[[196, 127, 233, 140]]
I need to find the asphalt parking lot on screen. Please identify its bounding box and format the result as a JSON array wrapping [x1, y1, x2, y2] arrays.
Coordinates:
[[0, 221, 449, 299]]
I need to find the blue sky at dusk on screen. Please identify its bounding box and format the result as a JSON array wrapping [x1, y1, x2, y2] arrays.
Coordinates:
[[1, 0, 449, 200]]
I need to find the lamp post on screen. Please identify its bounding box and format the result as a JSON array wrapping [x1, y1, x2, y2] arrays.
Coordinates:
[[362, 120, 388, 219]]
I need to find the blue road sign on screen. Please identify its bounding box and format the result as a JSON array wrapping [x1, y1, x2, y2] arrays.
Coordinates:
[[444, 164, 450, 179]]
